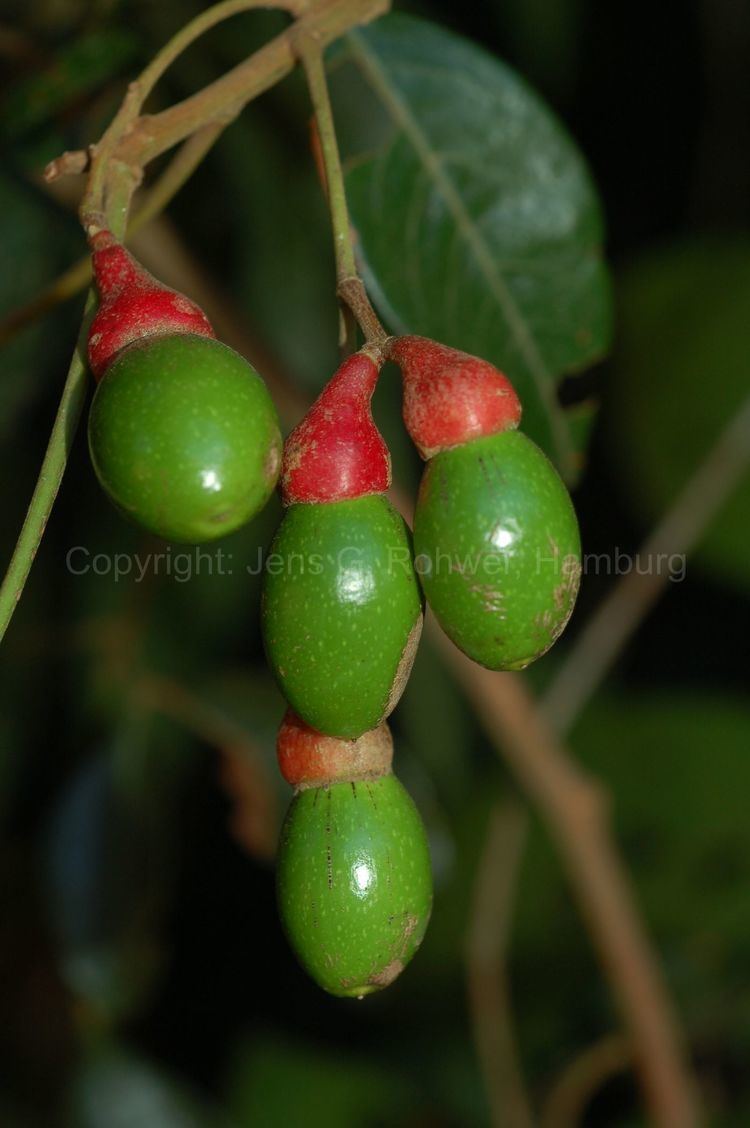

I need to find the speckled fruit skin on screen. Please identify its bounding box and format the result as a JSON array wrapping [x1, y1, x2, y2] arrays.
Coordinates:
[[276, 774, 432, 997], [88, 334, 281, 543], [415, 430, 581, 670], [262, 495, 423, 739]]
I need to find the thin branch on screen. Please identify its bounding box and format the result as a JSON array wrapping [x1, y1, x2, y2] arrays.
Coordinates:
[[295, 34, 387, 351], [133, 120, 228, 227], [440, 640, 700, 1128], [466, 802, 534, 1128], [0, 256, 90, 348], [461, 386, 750, 1127], [136, 0, 309, 104], [135, 675, 279, 861], [294, 35, 356, 282], [1, 123, 226, 348], [542, 391, 750, 735], [135, 674, 266, 756], [46, 0, 389, 178], [0, 171, 138, 643], [72, 0, 313, 221], [540, 1033, 632, 1128], [0, 0, 389, 645]]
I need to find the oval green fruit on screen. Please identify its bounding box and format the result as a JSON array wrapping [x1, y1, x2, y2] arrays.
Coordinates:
[[88, 334, 282, 543], [261, 494, 423, 739], [414, 430, 581, 669], [277, 774, 432, 997]]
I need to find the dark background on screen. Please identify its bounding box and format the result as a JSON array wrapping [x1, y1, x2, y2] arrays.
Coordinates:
[[1, 1, 749, 1124]]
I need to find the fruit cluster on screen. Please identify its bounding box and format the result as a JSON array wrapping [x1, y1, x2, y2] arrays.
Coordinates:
[[85, 235, 581, 997]]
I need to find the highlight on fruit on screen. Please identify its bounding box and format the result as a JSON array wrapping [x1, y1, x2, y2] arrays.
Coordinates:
[[86, 231, 282, 543]]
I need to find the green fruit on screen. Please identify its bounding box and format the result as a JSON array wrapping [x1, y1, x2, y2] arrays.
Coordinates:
[[88, 334, 281, 543], [414, 430, 581, 669], [277, 774, 432, 997], [262, 495, 423, 739]]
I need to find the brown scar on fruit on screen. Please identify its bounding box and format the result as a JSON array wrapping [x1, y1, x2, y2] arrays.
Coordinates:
[[366, 911, 420, 988], [209, 508, 234, 524], [533, 607, 555, 641], [552, 557, 581, 610], [265, 443, 281, 482], [385, 613, 423, 715], [367, 959, 404, 988], [467, 581, 506, 616], [400, 912, 419, 943]]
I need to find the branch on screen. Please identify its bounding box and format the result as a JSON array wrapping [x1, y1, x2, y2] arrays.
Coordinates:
[[295, 32, 387, 352], [542, 391, 750, 734], [440, 637, 700, 1127], [0, 0, 389, 645], [48, 0, 389, 180], [1, 123, 225, 348], [44, 0, 310, 189], [466, 802, 534, 1128], [0, 171, 138, 643], [459, 373, 750, 1128], [135, 674, 279, 861], [540, 1033, 632, 1128]]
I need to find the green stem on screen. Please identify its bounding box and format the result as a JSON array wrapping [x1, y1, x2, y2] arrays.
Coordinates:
[[1, 124, 226, 348], [132, 121, 227, 226], [43, 0, 389, 179], [297, 39, 356, 282], [0, 176, 135, 644], [137, 0, 307, 104], [1, 0, 390, 645], [80, 0, 308, 226], [296, 34, 386, 348]]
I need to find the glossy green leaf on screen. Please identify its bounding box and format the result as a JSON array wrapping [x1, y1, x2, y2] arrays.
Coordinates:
[[331, 14, 612, 479], [606, 237, 750, 591]]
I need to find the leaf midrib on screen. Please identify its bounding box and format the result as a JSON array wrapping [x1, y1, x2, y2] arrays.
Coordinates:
[[346, 28, 574, 474]]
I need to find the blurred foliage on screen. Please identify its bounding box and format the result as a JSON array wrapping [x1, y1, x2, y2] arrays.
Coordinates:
[[71, 1042, 226, 1128], [0, 1, 749, 1126], [0, 174, 61, 432], [0, 27, 139, 142], [606, 237, 750, 592], [226, 1035, 419, 1126]]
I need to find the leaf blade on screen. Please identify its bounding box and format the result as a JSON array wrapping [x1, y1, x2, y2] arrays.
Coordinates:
[[333, 14, 612, 478]]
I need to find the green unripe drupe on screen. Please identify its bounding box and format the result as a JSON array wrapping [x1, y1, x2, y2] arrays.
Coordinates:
[[390, 335, 581, 670], [276, 773, 432, 997], [88, 334, 281, 543], [414, 430, 581, 670], [262, 494, 423, 739]]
